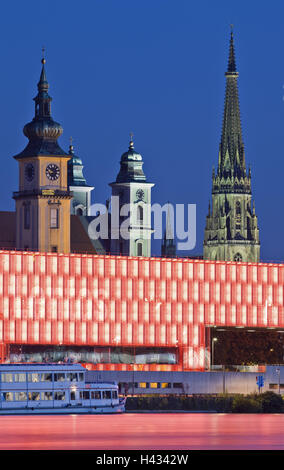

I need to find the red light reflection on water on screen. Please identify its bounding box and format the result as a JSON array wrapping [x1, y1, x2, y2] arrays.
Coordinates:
[[0, 413, 283, 450]]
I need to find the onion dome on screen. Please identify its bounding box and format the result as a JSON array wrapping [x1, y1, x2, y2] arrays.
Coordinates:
[[67, 139, 89, 187], [13, 55, 67, 159], [115, 134, 147, 183]]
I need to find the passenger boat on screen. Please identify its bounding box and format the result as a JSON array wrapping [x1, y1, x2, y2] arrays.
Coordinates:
[[0, 363, 126, 414]]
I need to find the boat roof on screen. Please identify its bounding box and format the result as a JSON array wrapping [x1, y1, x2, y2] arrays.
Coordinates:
[[0, 363, 86, 372]]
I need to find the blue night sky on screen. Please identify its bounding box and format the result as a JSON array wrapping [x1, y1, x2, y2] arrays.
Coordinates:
[[0, 0, 283, 261]]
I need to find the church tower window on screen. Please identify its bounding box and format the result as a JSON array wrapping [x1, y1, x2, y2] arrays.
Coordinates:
[[235, 201, 241, 230], [50, 207, 59, 229], [24, 204, 30, 230], [137, 205, 143, 224], [137, 242, 143, 257]]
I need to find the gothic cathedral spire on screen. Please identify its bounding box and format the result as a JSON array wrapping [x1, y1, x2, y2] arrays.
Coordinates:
[[203, 28, 260, 262]]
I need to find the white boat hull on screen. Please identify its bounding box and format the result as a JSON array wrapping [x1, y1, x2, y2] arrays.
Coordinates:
[[0, 404, 125, 415], [0, 363, 126, 415]]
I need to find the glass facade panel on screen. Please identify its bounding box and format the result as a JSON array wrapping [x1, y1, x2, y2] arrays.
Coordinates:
[[8, 345, 178, 366]]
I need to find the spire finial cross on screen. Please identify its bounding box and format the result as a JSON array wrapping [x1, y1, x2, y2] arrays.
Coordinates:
[[69, 136, 74, 153], [41, 46, 46, 65], [129, 132, 134, 149]]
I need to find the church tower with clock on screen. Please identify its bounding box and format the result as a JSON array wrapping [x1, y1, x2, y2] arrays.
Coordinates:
[[109, 135, 154, 256], [13, 57, 72, 254]]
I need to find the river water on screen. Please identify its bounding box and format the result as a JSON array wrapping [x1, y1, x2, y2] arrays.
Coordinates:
[[0, 413, 283, 450]]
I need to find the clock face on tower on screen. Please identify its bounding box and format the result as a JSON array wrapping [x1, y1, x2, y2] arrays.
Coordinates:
[[46, 163, 60, 181], [25, 163, 35, 182], [136, 189, 144, 200]]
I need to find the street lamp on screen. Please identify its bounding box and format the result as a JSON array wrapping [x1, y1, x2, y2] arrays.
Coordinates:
[[276, 368, 280, 395], [211, 337, 218, 369]]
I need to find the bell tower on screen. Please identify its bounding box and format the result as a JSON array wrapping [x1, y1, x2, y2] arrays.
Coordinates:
[[109, 135, 154, 256], [203, 29, 260, 262], [67, 139, 94, 216], [13, 55, 72, 253]]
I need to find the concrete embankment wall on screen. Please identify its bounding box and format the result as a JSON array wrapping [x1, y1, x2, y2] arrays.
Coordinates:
[[86, 366, 284, 395]]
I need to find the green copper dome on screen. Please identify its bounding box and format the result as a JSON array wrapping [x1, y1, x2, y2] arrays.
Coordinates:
[[115, 137, 146, 183], [67, 143, 89, 187]]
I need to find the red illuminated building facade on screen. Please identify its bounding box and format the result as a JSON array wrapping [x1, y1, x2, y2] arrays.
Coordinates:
[[0, 250, 283, 371]]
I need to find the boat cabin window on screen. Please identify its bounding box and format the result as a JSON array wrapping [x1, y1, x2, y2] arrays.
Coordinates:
[[91, 391, 101, 399], [15, 392, 27, 401], [28, 373, 40, 383], [42, 392, 53, 401], [80, 391, 90, 400], [2, 392, 13, 401], [1, 373, 13, 383], [54, 373, 65, 382], [70, 391, 76, 400], [28, 392, 40, 401], [14, 373, 26, 382], [102, 391, 111, 400], [41, 373, 52, 382], [67, 373, 77, 381], [112, 390, 118, 399], [54, 391, 65, 401]]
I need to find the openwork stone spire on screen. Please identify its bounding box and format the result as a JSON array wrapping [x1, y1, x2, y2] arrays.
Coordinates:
[[215, 27, 249, 192], [203, 29, 260, 263]]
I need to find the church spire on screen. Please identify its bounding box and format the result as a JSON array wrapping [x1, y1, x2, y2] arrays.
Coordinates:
[[34, 50, 52, 119], [13, 52, 67, 159], [227, 25, 237, 74], [218, 27, 247, 182], [161, 203, 176, 258], [203, 29, 260, 263]]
